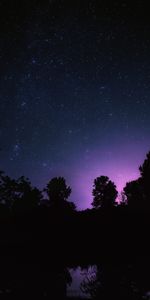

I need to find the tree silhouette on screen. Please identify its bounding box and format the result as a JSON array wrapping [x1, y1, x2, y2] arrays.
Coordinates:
[[91, 176, 118, 209], [45, 177, 71, 202], [124, 151, 150, 210], [139, 151, 150, 179], [13, 176, 42, 213], [0, 172, 42, 212], [0, 171, 17, 208], [45, 177, 76, 212], [139, 151, 150, 203], [123, 178, 144, 210]]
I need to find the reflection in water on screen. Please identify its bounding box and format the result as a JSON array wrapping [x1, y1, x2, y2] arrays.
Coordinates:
[[67, 266, 96, 298], [68, 263, 150, 300]]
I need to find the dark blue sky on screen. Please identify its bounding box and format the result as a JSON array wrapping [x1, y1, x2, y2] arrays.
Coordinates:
[[0, 0, 150, 209]]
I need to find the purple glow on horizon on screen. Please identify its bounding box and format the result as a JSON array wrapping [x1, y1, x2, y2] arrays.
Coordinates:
[[69, 145, 148, 210], [1, 1, 150, 214], [34, 144, 149, 211], [71, 163, 139, 210]]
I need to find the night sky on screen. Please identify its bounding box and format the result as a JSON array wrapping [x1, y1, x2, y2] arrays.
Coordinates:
[[0, 0, 150, 209]]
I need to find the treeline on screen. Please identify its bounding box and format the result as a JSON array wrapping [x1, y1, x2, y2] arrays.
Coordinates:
[[0, 150, 150, 264], [1, 150, 150, 215], [0, 151, 150, 298]]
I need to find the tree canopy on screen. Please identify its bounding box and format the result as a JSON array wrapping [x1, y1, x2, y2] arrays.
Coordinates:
[[45, 177, 76, 212], [0, 172, 42, 212], [124, 151, 150, 210], [91, 176, 118, 209]]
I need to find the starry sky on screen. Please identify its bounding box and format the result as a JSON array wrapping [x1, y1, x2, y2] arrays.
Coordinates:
[[0, 0, 150, 209]]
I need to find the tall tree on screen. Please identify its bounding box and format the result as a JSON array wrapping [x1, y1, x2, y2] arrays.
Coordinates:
[[139, 151, 150, 200], [123, 178, 144, 210], [45, 177, 76, 212], [124, 151, 150, 210], [0, 172, 42, 211], [91, 176, 118, 209], [13, 176, 42, 213]]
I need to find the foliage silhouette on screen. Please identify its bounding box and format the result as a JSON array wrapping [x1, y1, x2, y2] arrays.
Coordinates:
[[12, 176, 42, 214], [0, 152, 150, 298], [0, 171, 18, 208], [140, 151, 150, 205], [44, 176, 76, 213], [124, 151, 150, 211], [91, 176, 118, 209], [123, 178, 144, 210], [0, 172, 42, 213]]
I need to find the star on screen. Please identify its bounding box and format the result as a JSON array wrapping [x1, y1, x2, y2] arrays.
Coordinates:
[[21, 101, 27, 107], [0, 0, 150, 210]]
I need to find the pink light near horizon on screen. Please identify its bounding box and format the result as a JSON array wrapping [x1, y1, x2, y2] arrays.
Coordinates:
[[70, 145, 145, 210], [72, 163, 139, 210], [35, 144, 149, 211]]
